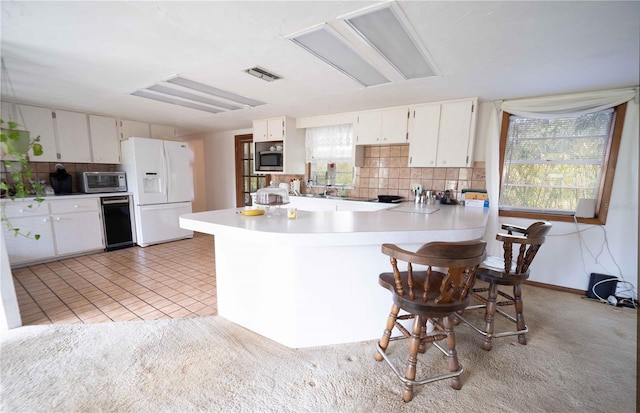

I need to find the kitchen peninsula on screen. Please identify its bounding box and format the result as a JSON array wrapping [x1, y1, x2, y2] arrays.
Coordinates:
[[179, 202, 489, 348]]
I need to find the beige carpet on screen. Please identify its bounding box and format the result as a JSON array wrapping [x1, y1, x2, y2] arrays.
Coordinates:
[[1, 285, 636, 412]]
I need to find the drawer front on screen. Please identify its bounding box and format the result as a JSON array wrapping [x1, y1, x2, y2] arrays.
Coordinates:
[[50, 198, 100, 214], [2, 200, 50, 218]]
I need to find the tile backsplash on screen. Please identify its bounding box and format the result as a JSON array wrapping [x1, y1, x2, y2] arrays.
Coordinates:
[[278, 144, 486, 200], [3, 144, 487, 201], [1, 162, 118, 194]]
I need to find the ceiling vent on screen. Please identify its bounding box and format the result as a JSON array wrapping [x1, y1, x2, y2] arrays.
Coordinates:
[[245, 66, 281, 82], [131, 75, 266, 114]]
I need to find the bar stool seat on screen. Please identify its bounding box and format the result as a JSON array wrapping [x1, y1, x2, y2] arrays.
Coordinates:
[[456, 222, 552, 351], [374, 240, 486, 402]]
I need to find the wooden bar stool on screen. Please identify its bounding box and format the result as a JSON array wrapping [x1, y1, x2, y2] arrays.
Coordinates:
[[375, 240, 486, 402], [455, 222, 552, 351]]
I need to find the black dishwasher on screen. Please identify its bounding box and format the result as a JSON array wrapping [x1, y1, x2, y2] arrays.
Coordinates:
[[101, 195, 134, 251]]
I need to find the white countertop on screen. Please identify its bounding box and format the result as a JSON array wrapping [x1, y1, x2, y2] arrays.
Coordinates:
[[180, 202, 489, 247], [1, 192, 132, 203]]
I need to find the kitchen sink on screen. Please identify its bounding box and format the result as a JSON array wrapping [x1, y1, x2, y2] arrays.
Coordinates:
[[302, 194, 376, 202]]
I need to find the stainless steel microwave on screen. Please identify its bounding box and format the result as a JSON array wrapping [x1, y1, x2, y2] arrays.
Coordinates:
[[79, 171, 127, 193], [257, 151, 283, 172]]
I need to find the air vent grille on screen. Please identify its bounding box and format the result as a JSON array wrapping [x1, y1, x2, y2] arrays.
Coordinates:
[[245, 67, 281, 82]]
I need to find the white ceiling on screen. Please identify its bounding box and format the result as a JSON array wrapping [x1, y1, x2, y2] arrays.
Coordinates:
[[1, 1, 639, 136]]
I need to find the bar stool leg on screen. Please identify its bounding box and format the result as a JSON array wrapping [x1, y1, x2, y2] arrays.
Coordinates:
[[402, 314, 424, 402], [443, 315, 462, 390], [375, 304, 400, 362], [513, 284, 527, 345], [482, 282, 499, 351]]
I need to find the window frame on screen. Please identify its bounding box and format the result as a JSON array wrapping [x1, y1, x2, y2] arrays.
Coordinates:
[[498, 102, 627, 225], [305, 124, 356, 188]]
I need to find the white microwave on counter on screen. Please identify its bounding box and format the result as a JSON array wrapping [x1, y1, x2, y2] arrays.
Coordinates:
[[79, 171, 127, 193]]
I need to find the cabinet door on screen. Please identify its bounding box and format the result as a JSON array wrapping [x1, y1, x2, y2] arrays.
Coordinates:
[[267, 117, 285, 141], [89, 115, 120, 164], [55, 110, 92, 163], [150, 124, 176, 140], [252, 119, 268, 142], [380, 107, 408, 144], [436, 100, 474, 167], [408, 104, 440, 167], [4, 104, 59, 162], [3, 215, 56, 265], [120, 120, 150, 140], [354, 111, 381, 144], [52, 210, 104, 256]]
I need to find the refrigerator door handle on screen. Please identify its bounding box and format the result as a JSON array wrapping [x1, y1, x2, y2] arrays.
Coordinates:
[[163, 142, 170, 198]]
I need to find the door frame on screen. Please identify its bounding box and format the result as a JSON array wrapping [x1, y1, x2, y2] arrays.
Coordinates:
[[235, 134, 271, 207]]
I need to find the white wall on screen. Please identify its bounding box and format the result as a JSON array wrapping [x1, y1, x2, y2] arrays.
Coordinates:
[[474, 101, 638, 297], [185, 128, 252, 211]]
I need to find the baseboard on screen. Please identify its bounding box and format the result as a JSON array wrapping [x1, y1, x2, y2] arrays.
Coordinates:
[[523, 280, 586, 296]]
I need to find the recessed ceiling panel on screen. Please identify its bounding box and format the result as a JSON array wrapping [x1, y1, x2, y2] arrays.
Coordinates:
[[131, 76, 266, 115], [344, 5, 437, 80], [289, 25, 390, 87]]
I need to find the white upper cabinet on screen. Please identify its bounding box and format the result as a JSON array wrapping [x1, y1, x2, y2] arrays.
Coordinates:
[[252, 117, 287, 142], [54, 110, 92, 163], [354, 107, 409, 145], [252, 119, 268, 142], [89, 115, 120, 164], [253, 116, 304, 174], [119, 119, 150, 140], [408, 104, 440, 167], [354, 111, 381, 144], [2, 102, 180, 164], [407, 98, 478, 168], [150, 124, 176, 141], [436, 99, 476, 167], [380, 107, 409, 144], [1, 103, 58, 162], [267, 117, 285, 141]]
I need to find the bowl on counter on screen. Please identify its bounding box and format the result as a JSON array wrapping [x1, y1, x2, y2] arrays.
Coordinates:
[[377, 195, 404, 203]]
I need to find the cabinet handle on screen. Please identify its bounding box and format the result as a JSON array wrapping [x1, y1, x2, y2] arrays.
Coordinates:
[[19, 209, 24, 213], [74, 205, 78, 208], [43, 219, 48, 223], [55, 217, 61, 221]]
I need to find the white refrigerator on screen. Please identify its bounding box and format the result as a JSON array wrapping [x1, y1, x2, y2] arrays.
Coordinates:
[[120, 137, 193, 247]]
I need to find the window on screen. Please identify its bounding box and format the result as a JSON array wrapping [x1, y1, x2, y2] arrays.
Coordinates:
[[305, 124, 355, 187], [499, 103, 626, 225]]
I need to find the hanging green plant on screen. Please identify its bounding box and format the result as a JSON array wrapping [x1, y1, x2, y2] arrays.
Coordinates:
[[1, 118, 45, 239]]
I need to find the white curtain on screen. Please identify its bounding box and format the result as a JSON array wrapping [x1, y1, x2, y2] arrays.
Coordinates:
[[484, 87, 639, 256], [500, 87, 638, 118], [305, 124, 353, 163]]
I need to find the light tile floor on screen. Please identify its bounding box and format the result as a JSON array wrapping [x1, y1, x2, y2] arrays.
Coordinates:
[[12, 233, 217, 325]]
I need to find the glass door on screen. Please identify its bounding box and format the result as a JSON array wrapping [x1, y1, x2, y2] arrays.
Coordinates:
[[235, 134, 270, 207]]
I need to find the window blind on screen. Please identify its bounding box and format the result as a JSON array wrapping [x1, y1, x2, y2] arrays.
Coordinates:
[[500, 109, 614, 213]]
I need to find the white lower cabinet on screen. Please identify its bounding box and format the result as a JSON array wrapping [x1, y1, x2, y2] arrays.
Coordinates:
[[2, 197, 105, 267], [50, 198, 104, 255], [2, 214, 56, 266]]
